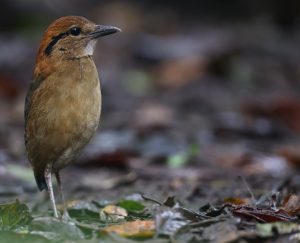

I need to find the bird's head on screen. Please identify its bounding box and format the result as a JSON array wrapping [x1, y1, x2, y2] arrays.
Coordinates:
[[34, 16, 121, 78]]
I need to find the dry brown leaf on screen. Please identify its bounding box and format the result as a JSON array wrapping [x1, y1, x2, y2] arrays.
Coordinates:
[[281, 194, 300, 216], [226, 204, 296, 223], [224, 197, 249, 205], [102, 220, 155, 238], [243, 96, 300, 133]]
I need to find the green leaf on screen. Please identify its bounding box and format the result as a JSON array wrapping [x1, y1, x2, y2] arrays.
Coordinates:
[[68, 208, 100, 223], [29, 217, 84, 241], [0, 200, 32, 230], [118, 200, 145, 212], [0, 231, 50, 243]]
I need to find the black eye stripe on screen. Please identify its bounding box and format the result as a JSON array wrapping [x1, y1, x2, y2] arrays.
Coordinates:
[[44, 27, 81, 56], [44, 31, 68, 56]]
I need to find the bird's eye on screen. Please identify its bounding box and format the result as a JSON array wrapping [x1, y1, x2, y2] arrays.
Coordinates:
[[70, 27, 81, 36]]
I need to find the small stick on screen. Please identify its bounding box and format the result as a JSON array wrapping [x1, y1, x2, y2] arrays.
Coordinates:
[[238, 176, 256, 204]]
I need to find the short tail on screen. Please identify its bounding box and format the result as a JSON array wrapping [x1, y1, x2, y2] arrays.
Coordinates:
[[34, 171, 48, 191]]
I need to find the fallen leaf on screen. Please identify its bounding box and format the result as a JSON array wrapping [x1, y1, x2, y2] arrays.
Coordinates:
[[118, 200, 145, 213], [29, 217, 84, 241], [155, 207, 190, 236], [100, 205, 128, 222], [0, 200, 31, 230], [101, 220, 155, 238], [243, 96, 300, 133], [226, 204, 297, 223], [202, 221, 240, 243], [0, 231, 50, 243], [281, 194, 300, 216], [224, 197, 249, 205], [256, 222, 300, 237]]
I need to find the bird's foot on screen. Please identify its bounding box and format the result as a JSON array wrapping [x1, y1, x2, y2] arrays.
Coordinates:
[[60, 210, 74, 224]]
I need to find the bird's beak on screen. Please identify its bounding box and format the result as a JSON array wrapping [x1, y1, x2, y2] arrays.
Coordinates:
[[90, 25, 121, 39]]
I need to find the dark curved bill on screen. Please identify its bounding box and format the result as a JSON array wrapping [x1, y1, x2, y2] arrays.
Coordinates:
[[90, 25, 121, 39]]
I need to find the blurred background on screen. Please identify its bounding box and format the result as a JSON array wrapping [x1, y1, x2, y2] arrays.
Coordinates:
[[1, 0, 300, 208]]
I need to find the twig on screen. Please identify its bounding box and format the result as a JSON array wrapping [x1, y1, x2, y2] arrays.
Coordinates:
[[238, 176, 256, 204]]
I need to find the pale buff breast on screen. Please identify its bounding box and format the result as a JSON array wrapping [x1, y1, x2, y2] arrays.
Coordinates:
[[26, 56, 101, 172], [53, 57, 101, 171]]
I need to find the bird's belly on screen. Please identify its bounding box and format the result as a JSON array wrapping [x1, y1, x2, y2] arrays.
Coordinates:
[[51, 82, 101, 171]]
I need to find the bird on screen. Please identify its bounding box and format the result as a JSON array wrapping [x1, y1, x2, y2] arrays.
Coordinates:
[[24, 16, 121, 218]]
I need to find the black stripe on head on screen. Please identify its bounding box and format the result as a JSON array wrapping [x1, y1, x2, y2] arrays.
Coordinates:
[[44, 31, 69, 56]]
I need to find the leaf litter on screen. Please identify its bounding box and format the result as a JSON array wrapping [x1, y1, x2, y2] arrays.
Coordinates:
[[2, 188, 300, 242]]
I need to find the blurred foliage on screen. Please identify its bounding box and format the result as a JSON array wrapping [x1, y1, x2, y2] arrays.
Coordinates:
[[0, 200, 31, 230], [167, 144, 199, 168]]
